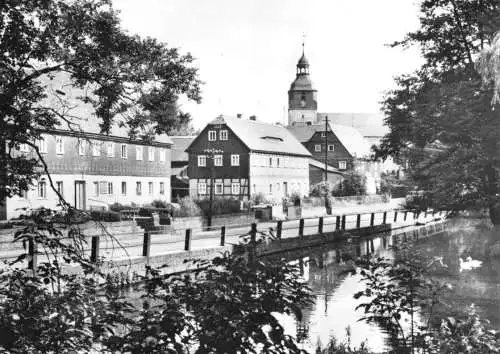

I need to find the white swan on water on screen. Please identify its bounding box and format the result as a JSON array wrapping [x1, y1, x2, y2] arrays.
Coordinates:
[[459, 256, 482, 272]]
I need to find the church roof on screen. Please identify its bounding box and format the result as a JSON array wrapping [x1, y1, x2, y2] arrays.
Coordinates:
[[317, 113, 388, 138], [287, 122, 372, 158], [289, 75, 316, 91], [194, 116, 311, 157], [298, 53, 309, 67]]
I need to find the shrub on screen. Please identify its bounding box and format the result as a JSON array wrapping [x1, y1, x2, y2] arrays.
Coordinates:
[[251, 192, 268, 205], [310, 181, 334, 197], [333, 171, 367, 197], [90, 210, 121, 222], [197, 197, 241, 216], [150, 199, 170, 209], [108, 202, 131, 212], [174, 196, 203, 217]]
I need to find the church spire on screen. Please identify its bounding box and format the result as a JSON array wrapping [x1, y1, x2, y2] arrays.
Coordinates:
[[297, 35, 310, 75]]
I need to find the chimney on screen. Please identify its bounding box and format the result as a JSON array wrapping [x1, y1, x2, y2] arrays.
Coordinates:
[[236, 113, 243, 119], [249, 115, 256, 121]]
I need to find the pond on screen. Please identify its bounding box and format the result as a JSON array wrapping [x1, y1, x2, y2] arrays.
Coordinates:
[[272, 218, 500, 352]]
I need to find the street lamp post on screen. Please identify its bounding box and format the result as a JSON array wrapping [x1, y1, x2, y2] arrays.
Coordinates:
[[203, 148, 223, 228]]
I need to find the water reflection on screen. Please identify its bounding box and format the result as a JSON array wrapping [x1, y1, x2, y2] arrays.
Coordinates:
[[267, 220, 500, 352]]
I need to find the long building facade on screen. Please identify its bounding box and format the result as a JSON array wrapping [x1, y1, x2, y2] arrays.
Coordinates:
[[186, 116, 311, 201], [4, 129, 172, 219]]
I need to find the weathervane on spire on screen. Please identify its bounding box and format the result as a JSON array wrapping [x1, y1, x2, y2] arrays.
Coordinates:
[[302, 33, 307, 54]]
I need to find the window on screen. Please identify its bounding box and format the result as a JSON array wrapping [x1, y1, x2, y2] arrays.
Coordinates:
[[20, 144, 29, 153], [231, 154, 240, 166], [56, 181, 63, 196], [214, 182, 223, 195], [121, 182, 127, 195], [315, 144, 321, 152], [277, 158, 280, 167], [328, 144, 335, 151], [160, 182, 165, 195], [38, 180, 47, 198], [198, 182, 207, 195], [339, 161, 347, 169], [136, 182, 142, 195], [269, 184, 272, 194], [92, 141, 101, 156], [79, 140, 87, 156], [56, 137, 64, 155], [159, 149, 166, 162], [148, 147, 155, 161], [107, 142, 114, 157], [231, 183, 240, 195], [136, 146, 143, 160], [219, 130, 228, 140], [198, 155, 206, 167], [148, 182, 153, 195], [214, 154, 223, 166], [121, 144, 127, 159], [38, 137, 47, 154], [93, 182, 99, 196], [321, 131, 326, 137], [269, 157, 272, 167], [208, 130, 217, 141], [99, 181, 113, 195]]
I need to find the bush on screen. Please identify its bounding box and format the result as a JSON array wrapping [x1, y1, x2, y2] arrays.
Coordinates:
[[90, 210, 121, 222], [108, 202, 132, 212], [150, 199, 170, 209], [197, 197, 241, 216], [310, 181, 334, 197], [174, 196, 203, 217], [251, 192, 268, 205], [333, 171, 367, 197]]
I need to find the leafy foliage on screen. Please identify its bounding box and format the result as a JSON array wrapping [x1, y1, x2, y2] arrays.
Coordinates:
[[0, 0, 202, 202], [333, 171, 367, 197], [377, 0, 500, 224]]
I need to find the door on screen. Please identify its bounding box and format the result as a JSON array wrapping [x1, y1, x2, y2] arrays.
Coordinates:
[[283, 182, 288, 197], [74, 181, 86, 210]]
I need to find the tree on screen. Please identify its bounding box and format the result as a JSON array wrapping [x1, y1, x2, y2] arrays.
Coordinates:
[[378, 0, 500, 225], [333, 171, 366, 197], [0, 0, 201, 202]]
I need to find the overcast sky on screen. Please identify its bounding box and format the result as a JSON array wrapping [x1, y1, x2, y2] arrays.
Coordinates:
[[114, 0, 423, 129]]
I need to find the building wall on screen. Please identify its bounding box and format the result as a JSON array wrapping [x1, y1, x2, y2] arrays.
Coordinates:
[[6, 174, 170, 219], [248, 152, 309, 201], [288, 109, 318, 126], [309, 165, 344, 187], [4, 132, 172, 219], [303, 131, 354, 170]]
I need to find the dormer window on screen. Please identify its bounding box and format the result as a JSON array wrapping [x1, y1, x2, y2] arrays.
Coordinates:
[[208, 130, 217, 141], [261, 136, 283, 142]]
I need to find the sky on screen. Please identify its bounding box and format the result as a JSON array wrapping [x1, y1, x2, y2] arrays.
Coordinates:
[[113, 0, 423, 129]]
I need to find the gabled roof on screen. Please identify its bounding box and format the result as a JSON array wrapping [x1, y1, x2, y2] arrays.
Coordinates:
[[287, 122, 372, 158], [317, 113, 389, 137], [309, 158, 343, 174], [190, 116, 311, 157], [170, 136, 195, 161]]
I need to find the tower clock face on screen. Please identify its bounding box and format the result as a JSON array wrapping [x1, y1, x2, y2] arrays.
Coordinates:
[[300, 99, 306, 107]]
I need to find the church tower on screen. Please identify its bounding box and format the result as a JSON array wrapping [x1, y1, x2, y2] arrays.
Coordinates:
[[288, 44, 318, 126]]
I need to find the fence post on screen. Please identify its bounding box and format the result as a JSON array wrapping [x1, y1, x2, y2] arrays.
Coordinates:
[[318, 217, 324, 235], [142, 231, 151, 258], [91, 235, 100, 263], [250, 223, 257, 243], [220, 226, 226, 246], [394, 211, 398, 223], [277, 220, 283, 239], [356, 214, 361, 229], [335, 216, 341, 231], [298, 219, 304, 237], [184, 229, 192, 251], [370, 213, 375, 227], [425, 210, 428, 219], [28, 238, 37, 277], [383, 212, 387, 225], [341, 215, 346, 231]]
